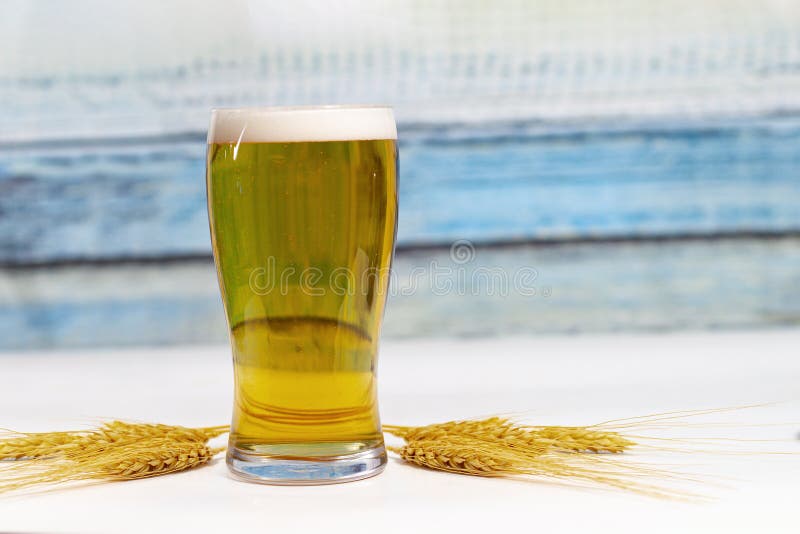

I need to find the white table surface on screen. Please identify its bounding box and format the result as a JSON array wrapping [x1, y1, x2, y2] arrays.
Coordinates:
[[1, 330, 799, 533]]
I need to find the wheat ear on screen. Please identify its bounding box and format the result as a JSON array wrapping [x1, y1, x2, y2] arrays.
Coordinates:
[[384, 417, 634, 454], [0, 422, 228, 461], [0, 437, 225, 493]]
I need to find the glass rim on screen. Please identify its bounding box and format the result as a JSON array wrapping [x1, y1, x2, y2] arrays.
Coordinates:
[[211, 104, 393, 115]]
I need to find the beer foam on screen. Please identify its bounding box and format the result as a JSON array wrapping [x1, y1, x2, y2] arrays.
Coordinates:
[[208, 105, 397, 143]]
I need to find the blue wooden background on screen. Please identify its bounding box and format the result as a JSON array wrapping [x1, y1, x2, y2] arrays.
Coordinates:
[[1, 1, 799, 349]]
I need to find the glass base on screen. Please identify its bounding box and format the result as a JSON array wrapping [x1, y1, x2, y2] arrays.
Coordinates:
[[226, 443, 387, 485]]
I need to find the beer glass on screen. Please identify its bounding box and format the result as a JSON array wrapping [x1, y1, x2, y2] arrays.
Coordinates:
[[206, 105, 397, 484]]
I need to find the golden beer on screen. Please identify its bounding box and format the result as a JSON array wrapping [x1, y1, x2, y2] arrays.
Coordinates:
[[206, 106, 397, 484]]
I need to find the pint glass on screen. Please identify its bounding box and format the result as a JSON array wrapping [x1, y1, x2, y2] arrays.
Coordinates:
[[206, 106, 397, 484]]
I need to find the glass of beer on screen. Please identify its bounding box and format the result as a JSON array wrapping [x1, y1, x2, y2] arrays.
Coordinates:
[[206, 105, 397, 484]]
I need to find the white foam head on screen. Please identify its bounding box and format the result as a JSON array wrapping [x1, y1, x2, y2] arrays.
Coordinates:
[[208, 105, 397, 143]]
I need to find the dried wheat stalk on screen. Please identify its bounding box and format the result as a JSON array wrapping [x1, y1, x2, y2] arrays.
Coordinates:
[[0, 432, 78, 461], [383, 417, 634, 454], [0, 421, 227, 461], [0, 437, 224, 493], [3, 411, 760, 497], [388, 432, 696, 499]]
